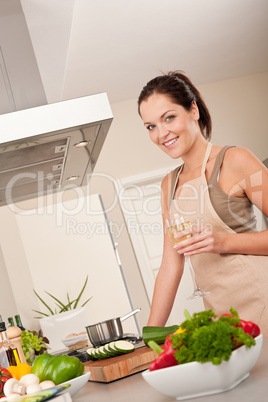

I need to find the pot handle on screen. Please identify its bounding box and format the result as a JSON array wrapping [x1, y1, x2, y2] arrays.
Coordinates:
[[120, 308, 141, 322]]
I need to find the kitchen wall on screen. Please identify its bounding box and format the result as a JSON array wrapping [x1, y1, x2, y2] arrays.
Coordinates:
[[1, 71, 267, 333]]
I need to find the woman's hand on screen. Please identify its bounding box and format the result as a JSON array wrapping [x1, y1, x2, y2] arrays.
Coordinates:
[[173, 225, 226, 256]]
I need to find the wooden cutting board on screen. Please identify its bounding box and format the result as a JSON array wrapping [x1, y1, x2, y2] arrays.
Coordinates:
[[83, 345, 158, 382]]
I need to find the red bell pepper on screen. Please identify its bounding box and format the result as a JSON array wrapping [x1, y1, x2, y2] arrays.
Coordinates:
[[148, 334, 178, 371], [221, 310, 260, 338], [239, 319, 260, 338]]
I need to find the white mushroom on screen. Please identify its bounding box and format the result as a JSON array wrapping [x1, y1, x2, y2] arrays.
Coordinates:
[[26, 383, 42, 395], [19, 374, 40, 386], [39, 381, 56, 390], [4, 379, 25, 397]]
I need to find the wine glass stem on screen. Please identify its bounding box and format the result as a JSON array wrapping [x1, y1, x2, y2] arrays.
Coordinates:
[[186, 256, 200, 291]]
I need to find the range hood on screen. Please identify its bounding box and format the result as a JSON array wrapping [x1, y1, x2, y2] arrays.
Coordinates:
[[0, 93, 113, 206]]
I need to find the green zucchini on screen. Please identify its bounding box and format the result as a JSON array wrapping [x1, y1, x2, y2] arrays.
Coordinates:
[[104, 343, 118, 357], [94, 347, 105, 359], [87, 340, 136, 360], [113, 340, 135, 354], [91, 349, 99, 360], [98, 345, 110, 358], [142, 325, 179, 345], [107, 341, 121, 356], [86, 347, 97, 360]]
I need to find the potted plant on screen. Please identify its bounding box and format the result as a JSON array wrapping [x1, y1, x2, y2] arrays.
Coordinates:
[[32, 276, 93, 352], [33, 276, 92, 317]]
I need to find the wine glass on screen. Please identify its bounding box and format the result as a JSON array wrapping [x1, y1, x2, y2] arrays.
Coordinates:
[[166, 214, 210, 300]]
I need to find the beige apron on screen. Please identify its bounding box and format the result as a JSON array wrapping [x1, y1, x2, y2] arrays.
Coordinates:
[[170, 142, 268, 336]]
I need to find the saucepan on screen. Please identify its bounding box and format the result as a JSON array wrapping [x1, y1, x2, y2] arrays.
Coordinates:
[[86, 308, 141, 347]]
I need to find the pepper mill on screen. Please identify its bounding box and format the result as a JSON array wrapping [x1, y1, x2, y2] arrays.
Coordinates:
[[6, 326, 27, 364]]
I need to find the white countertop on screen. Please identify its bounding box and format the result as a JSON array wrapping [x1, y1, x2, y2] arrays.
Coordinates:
[[73, 337, 268, 402]]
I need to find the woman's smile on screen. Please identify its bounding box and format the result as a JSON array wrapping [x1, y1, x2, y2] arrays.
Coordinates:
[[163, 136, 179, 148]]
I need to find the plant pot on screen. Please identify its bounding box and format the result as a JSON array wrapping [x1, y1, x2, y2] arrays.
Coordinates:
[[39, 307, 89, 353]]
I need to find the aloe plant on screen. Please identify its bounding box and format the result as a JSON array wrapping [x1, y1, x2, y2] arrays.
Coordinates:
[[33, 276, 92, 318]]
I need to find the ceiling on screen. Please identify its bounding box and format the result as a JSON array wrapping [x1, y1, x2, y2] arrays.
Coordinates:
[[20, 0, 268, 105]]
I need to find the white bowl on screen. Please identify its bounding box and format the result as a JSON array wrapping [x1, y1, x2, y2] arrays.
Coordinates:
[[142, 334, 263, 400], [62, 334, 88, 347], [6, 373, 91, 401], [60, 372, 91, 397]]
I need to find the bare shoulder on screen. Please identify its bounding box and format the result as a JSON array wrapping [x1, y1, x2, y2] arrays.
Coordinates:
[[225, 146, 257, 159], [223, 146, 265, 173], [220, 147, 268, 198]]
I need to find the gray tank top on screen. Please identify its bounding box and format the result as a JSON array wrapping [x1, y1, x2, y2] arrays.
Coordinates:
[[170, 145, 257, 233]]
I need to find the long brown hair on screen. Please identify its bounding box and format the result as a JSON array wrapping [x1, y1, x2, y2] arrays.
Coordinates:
[[138, 71, 212, 140]]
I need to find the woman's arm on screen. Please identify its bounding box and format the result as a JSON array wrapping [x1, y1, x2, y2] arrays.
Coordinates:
[[147, 229, 184, 326], [174, 147, 268, 256], [147, 174, 185, 326]]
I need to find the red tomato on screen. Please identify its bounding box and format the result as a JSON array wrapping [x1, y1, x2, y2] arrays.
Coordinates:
[[0, 367, 12, 397]]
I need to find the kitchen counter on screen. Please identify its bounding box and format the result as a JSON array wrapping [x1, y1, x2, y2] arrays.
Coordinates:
[[74, 337, 268, 402]]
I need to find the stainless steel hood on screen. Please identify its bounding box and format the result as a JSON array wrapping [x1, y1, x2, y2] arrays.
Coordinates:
[[0, 93, 113, 206]]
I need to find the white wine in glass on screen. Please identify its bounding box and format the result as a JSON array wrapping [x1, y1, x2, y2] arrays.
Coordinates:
[[166, 215, 210, 300]]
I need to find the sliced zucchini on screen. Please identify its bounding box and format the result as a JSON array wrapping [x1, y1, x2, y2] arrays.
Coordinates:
[[103, 343, 117, 357], [107, 341, 121, 356], [113, 340, 135, 354], [86, 347, 97, 360], [90, 348, 99, 360], [94, 347, 104, 359], [98, 345, 110, 358], [87, 341, 135, 360]]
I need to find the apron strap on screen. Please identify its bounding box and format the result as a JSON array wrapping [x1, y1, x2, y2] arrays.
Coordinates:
[[208, 145, 234, 183], [201, 142, 213, 174], [168, 165, 183, 209], [169, 142, 212, 209]]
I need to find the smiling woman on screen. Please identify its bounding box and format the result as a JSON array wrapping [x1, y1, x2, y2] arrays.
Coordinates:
[[140, 93, 201, 159], [138, 71, 268, 335]]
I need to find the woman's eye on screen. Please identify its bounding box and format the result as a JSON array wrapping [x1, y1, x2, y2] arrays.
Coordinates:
[[166, 115, 174, 122], [146, 124, 155, 131]]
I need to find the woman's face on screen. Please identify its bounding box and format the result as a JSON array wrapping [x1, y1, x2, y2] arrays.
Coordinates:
[[139, 93, 200, 159]]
